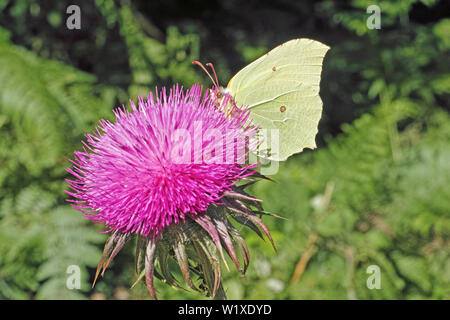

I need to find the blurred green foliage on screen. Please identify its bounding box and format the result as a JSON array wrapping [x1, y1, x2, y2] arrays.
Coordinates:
[[0, 0, 448, 299]]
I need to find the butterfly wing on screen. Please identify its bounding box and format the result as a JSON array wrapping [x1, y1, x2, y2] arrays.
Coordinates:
[[227, 38, 330, 161]]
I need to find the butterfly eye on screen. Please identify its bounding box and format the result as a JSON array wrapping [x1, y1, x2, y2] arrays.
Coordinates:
[[280, 105, 286, 112], [216, 92, 223, 99]]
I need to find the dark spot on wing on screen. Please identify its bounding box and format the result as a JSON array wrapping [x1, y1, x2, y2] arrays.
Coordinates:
[[272, 66, 276, 71], [280, 105, 286, 112]]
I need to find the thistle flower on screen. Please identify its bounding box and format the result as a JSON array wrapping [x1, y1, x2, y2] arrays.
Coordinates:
[[65, 84, 276, 299]]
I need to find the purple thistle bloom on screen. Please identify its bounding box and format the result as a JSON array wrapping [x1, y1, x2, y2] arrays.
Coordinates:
[[66, 84, 258, 237], [65, 84, 276, 300]]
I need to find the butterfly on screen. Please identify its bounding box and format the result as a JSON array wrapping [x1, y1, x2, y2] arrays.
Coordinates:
[[194, 38, 330, 161]]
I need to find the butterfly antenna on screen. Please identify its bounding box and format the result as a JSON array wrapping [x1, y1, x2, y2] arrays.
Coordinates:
[[192, 61, 218, 87], [206, 63, 219, 88]]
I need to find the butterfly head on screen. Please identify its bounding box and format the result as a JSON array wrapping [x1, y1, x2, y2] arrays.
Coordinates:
[[209, 86, 229, 105], [192, 61, 236, 116]]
